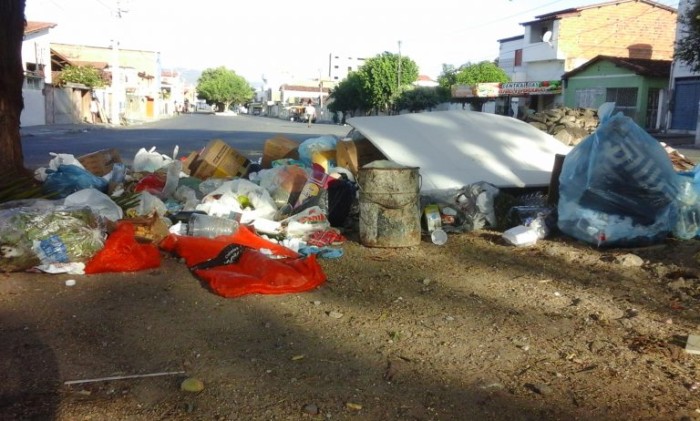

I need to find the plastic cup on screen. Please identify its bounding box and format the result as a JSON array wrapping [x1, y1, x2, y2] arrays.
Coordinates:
[[431, 229, 448, 245], [187, 214, 239, 238]]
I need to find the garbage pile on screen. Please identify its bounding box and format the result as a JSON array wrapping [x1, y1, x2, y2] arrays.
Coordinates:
[[2, 110, 699, 296]]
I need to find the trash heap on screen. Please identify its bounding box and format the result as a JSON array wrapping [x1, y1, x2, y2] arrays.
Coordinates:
[[2, 111, 699, 296]]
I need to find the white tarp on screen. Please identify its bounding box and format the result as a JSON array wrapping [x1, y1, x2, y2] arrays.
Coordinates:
[[346, 110, 572, 190]]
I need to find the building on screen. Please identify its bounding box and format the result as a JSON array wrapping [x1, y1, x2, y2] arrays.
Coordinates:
[[328, 53, 366, 81], [497, 0, 677, 113], [562, 55, 671, 129], [51, 42, 161, 123], [667, 0, 700, 139], [21, 21, 56, 126]]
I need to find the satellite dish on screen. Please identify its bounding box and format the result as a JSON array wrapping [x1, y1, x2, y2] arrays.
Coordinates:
[[542, 30, 553, 44]]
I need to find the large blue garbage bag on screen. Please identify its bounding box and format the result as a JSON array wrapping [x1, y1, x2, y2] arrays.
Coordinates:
[[557, 113, 680, 247]]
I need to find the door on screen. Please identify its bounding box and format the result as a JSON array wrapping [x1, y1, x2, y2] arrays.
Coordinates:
[[646, 88, 660, 130], [671, 78, 700, 130]]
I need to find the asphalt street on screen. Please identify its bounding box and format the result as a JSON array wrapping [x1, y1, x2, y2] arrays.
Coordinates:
[[20, 113, 352, 170]]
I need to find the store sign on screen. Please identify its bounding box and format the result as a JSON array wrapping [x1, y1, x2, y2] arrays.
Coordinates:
[[452, 80, 562, 98]]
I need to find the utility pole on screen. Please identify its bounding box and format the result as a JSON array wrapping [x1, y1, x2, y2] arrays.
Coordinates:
[[318, 68, 323, 119], [110, 0, 126, 126], [397, 40, 402, 91]]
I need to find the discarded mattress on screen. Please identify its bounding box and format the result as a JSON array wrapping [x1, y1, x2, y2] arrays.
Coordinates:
[[347, 110, 572, 190]]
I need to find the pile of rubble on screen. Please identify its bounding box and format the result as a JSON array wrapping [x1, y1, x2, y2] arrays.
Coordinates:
[[525, 106, 600, 146]]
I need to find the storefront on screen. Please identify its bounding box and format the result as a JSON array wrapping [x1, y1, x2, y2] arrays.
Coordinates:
[[452, 81, 562, 117]]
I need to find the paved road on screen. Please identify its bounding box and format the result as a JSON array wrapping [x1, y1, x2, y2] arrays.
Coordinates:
[[20, 114, 352, 170]]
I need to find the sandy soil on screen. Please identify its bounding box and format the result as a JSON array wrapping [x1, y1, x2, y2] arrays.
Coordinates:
[[3, 223, 700, 421]]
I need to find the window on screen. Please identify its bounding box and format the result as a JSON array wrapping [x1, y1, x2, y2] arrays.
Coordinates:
[[606, 88, 638, 118], [347, 66, 352, 72], [575, 88, 604, 108], [514, 49, 522, 66]]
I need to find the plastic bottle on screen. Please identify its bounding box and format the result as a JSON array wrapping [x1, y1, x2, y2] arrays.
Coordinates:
[[187, 214, 239, 238]]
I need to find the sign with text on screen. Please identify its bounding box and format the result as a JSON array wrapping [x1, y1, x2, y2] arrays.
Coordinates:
[[452, 81, 562, 98]]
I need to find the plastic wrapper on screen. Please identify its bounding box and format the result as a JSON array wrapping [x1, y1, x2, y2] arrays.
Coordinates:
[[557, 113, 680, 247], [0, 206, 105, 272]]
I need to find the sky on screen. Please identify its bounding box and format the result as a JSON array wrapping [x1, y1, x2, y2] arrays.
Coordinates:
[[26, 0, 680, 86]]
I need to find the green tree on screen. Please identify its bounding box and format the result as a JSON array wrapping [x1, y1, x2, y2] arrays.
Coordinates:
[[357, 52, 419, 114], [196, 66, 254, 112], [438, 61, 510, 111], [327, 72, 369, 118], [675, 0, 700, 72], [395, 86, 443, 113], [453, 60, 510, 85], [55, 65, 106, 88]]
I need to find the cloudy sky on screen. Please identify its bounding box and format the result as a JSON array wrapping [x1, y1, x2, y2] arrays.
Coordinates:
[[25, 0, 680, 84]]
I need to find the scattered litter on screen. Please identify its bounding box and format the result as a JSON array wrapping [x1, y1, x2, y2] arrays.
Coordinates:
[[685, 334, 700, 355], [65, 279, 76, 286], [180, 377, 205, 393]]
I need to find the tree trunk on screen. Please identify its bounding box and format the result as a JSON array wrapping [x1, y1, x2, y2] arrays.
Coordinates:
[[0, 0, 26, 176]]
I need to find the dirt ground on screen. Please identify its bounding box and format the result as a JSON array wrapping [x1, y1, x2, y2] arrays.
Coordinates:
[[4, 219, 700, 421]]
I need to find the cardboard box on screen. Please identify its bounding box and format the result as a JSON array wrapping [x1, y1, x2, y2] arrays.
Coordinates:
[[189, 139, 250, 179], [262, 135, 299, 168], [181, 151, 199, 176], [77, 148, 122, 177], [335, 139, 385, 176]]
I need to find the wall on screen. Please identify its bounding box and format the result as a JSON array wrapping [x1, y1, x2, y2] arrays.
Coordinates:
[[557, 1, 676, 69], [21, 89, 46, 127]]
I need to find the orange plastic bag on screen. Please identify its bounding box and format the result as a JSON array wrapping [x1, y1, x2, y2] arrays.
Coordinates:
[[159, 225, 326, 298], [85, 222, 161, 274]]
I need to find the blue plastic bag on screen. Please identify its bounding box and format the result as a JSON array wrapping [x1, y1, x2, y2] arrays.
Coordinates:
[[557, 113, 680, 247], [43, 164, 109, 198]]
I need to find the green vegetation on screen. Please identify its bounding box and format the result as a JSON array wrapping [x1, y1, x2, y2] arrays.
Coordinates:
[[675, 0, 700, 72], [55, 65, 106, 88], [196, 67, 254, 112]]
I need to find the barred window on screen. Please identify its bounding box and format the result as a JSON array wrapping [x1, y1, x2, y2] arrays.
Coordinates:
[[606, 88, 638, 118]]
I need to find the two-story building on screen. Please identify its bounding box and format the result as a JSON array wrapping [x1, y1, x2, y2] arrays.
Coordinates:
[[498, 0, 677, 115], [21, 21, 56, 127], [668, 0, 700, 140], [51, 42, 161, 124]]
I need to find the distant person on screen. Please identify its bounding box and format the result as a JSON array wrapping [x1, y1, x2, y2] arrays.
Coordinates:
[[174, 101, 180, 115], [184, 99, 189, 114], [90, 98, 100, 124], [305, 101, 316, 127]]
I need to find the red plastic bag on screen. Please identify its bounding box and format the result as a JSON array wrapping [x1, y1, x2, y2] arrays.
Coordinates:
[[159, 225, 326, 298], [85, 222, 161, 274]]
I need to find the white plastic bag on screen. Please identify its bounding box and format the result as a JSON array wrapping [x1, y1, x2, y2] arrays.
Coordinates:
[[64, 188, 123, 222], [132, 147, 173, 173]]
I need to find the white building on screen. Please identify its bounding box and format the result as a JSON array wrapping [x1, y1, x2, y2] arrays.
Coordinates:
[[22, 21, 56, 127], [328, 53, 366, 81], [668, 0, 700, 139]]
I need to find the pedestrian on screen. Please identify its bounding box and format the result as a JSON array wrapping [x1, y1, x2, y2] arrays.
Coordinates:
[[174, 101, 180, 115], [305, 100, 316, 128], [90, 97, 100, 124], [183, 99, 189, 114]]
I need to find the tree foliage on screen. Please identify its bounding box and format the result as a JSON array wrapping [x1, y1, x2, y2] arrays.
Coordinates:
[[675, 0, 700, 72], [196, 66, 254, 111], [327, 72, 368, 118], [453, 61, 510, 85], [356, 52, 419, 114], [395, 87, 445, 113], [55, 65, 106, 88]]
